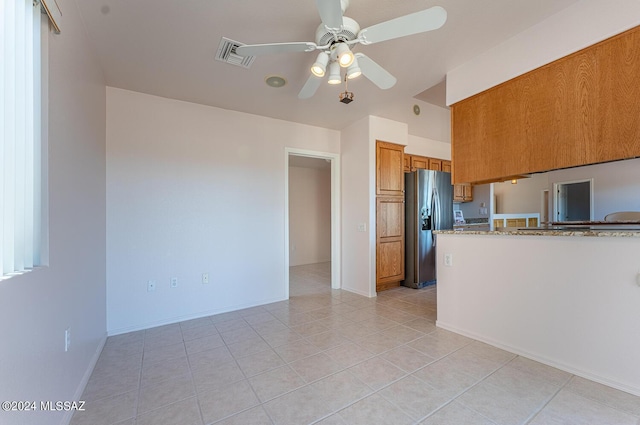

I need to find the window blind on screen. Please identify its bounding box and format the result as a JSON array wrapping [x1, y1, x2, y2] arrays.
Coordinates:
[[0, 0, 42, 277]]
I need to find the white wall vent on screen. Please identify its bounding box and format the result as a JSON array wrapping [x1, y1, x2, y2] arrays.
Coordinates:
[[215, 37, 255, 69]]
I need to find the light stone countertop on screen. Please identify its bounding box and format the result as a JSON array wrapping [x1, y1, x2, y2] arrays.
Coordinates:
[[436, 228, 640, 237]]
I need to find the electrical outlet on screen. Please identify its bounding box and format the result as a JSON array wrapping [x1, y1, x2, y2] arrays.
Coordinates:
[[444, 254, 453, 267], [202, 273, 209, 284], [357, 223, 367, 232], [170, 277, 178, 288], [64, 328, 71, 352], [147, 280, 156, 292]]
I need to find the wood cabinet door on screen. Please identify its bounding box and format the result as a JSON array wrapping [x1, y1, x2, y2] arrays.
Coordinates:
[[463, 184, 473, 202], [410, 155, 429, 171], [453, 184, 473, 202], [403, 155, 411, 173], [428, 158, 442, 171], [377, 141, 405, 196], [442, 161, 452, 173], [376, 197, 405, 289], [453, 184, 465, 202]]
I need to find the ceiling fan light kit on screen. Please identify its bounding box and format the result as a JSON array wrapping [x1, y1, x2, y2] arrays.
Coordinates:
[[311, 52, 330, 77], [235, 0, 447, 99], [346, 58, 361, 79], [327, 62, 342, 84], [334, 43, 355, 67]]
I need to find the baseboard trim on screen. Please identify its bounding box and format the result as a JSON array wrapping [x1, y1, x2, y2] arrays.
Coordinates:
[[436, 320, 640, 397], [341, 286, 374, 298], [107, 296, 288, 336], [61, 333, 107, 425]]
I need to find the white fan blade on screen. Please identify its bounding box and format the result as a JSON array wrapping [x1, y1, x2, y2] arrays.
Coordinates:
[[355, 53, 396, 89], [298, 75, 323, 99], [358, 6, 447, 45], [236, 42, 317, 57], [316, 0, 344, 30]]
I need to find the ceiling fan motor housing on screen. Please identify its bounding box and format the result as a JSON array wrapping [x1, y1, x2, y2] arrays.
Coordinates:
[[315, 16, 360, 46]]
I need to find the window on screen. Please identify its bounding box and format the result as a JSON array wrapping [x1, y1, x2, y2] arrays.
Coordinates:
[[0, 0, 43, 277]]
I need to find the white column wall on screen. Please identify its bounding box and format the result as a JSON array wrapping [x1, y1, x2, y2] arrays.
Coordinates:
[[340, 116, 372, 297]]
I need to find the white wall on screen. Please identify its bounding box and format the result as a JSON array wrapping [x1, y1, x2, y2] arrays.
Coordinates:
[[340, 116, 372, 297], [457, 184, 491, 220], [547, 158, 640, 220], [370, 115, 409, 147], [0, 2, 107, 424], [490, 158, 640, 220], [493, 174, 550, 214], [288, 166, 331, 266], [437, 233, 640, 396], [405, 135, 451, 160], [106, 88, 340, 334], [447, 0, 640, 105], [406, 101, 451, 144]]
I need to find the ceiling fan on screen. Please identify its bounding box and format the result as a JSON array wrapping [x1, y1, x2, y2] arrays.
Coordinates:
[[236, 0, 447, 99]]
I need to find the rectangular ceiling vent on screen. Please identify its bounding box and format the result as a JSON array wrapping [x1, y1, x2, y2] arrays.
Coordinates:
[[215, 37, 255, 69]]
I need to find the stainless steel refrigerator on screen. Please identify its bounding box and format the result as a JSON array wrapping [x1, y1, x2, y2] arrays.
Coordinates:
[[404, 169, 454, 288]]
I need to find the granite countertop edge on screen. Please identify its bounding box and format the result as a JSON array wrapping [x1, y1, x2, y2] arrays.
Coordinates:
[[435, 229, 640, 238]]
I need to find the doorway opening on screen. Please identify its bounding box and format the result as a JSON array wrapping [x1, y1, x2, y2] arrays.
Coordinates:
[[284, 149, 341, 299], [553, 179, 593, 222]]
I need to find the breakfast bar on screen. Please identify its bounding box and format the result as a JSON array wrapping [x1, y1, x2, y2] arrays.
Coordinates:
[[434, 227, 640, 397]]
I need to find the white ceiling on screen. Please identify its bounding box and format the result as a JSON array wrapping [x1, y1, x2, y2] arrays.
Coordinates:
[[76, 0, 581, 140]]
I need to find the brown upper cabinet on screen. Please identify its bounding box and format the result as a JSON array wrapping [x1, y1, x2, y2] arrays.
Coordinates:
[[451, 25, 640, 184], [376, 141, 405, 197], [403, 155, 411, 173], [428, 158, 442, 171], [404, 155, 449, 173], [410, 155, 429, 171], [453, 184, 473, 203]]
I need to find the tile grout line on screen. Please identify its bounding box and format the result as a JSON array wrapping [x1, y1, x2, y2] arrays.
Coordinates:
[[182, 328, 207, 425], [411, 349, 519, 425], [522, 372, 575, 425]]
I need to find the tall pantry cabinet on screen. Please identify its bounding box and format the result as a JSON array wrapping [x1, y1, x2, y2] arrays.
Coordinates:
[[376, 141, 405, 292]]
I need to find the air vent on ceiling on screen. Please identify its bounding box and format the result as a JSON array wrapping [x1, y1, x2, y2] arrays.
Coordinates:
[[215, 37, 255, 69]]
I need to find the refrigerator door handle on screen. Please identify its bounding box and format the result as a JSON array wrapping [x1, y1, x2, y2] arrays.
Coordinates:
[[432, 187, 441, 245]]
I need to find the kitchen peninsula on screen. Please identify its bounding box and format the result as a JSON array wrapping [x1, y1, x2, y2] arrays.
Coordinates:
[[434, 228, 640, 397]]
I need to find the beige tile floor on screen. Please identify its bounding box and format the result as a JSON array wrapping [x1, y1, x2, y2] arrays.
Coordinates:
[[71, 262, 640, 425]]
